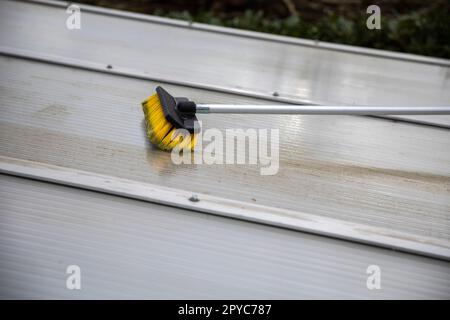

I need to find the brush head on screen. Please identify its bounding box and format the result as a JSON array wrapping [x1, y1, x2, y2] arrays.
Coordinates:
[[142, 86, 198, 151]]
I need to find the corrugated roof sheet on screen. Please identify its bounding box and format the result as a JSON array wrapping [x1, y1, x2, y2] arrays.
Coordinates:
[[1, 174, 449, 299], [1, 55, 449, 244]]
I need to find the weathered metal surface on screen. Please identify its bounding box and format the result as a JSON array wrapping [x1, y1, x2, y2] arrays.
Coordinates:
[[1, 0, 450, 299], [1, 56, 449, 245], [1, 174, 449, 299], [1, 0, 449, 127]]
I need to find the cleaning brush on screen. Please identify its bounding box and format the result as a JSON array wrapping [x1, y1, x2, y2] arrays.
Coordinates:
[[142, 86, 450, 151]]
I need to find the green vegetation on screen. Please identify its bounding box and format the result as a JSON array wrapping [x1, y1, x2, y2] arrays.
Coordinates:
[[154, 6, 450, 59]]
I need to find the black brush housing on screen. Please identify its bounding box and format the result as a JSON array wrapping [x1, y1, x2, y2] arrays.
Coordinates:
[[156, 86, 199, 133]]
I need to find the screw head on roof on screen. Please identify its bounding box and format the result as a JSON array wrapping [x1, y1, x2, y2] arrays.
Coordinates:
[[189, 194, 199, 202], [272, 91, 279, 97], [106, 64, 113, 70]]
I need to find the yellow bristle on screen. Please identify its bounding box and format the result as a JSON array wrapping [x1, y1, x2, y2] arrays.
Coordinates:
[[142, 93, 197, 151]]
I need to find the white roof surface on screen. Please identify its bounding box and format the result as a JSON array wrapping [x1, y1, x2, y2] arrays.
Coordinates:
[[0, 0, 449, 298]]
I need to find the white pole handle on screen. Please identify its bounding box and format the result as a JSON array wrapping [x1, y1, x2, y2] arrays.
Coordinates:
[[196, 104, 450, 115]]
